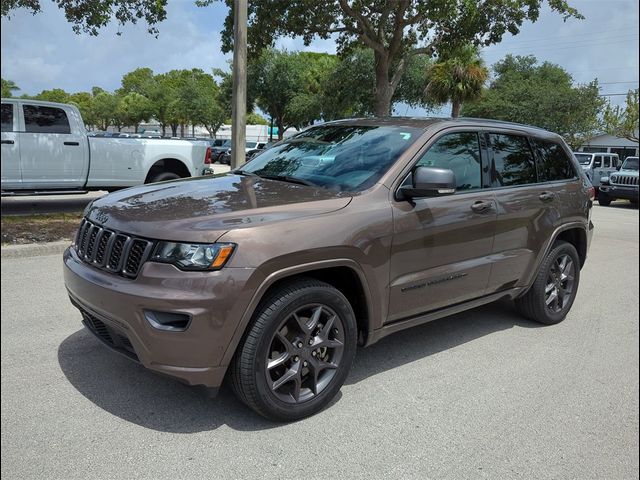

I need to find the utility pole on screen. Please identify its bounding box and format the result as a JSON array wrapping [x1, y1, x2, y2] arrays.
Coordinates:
[[231, 0, 247, 170]]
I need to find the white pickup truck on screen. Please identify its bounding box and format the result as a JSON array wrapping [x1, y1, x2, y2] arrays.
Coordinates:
[[1, 98, 210, 195]]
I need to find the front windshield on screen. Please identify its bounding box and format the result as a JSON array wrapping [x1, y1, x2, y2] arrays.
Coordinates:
[[574, 153, 592, 165], [622, 157, 639, 170], [246, 141, 257, 148], [239, 124, 421, 192]]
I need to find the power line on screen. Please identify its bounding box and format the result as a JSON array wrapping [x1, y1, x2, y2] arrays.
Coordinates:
[[600, 80, 639, 85], [599, 93, 632, 96]]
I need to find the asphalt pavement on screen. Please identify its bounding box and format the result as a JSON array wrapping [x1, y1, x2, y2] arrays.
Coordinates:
[[1, 204, 638, 479]]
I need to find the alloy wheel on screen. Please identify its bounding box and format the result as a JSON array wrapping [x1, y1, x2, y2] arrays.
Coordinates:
[[545, 254, 576, 313]]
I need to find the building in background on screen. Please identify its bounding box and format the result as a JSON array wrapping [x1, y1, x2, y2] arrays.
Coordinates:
[[577, 132, 639, 160]]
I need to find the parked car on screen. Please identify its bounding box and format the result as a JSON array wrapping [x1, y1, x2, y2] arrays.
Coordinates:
[[598, 156, 639, 206], [573, 152, 620, 192], [64, 118, 593, 421], [1, 99, 210, 194], [218, 141, 268, 165]]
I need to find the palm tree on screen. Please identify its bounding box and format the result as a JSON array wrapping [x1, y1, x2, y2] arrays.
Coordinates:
[[1, 78, 20, 98], [425, 45, 488, 118]]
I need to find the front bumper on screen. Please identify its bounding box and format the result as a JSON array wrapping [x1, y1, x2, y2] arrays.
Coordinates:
[[600, 184, 639, 201], [63, 247, 259, 388]]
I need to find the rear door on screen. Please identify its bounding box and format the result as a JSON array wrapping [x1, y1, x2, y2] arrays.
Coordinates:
[[388, 130, 497, 321], [1, 102, 21, 189], [485, 132, 559, 294], [20, 103, 87, 189]]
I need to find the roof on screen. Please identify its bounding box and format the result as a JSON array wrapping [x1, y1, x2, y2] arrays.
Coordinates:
[[326, 116, 557, 136]]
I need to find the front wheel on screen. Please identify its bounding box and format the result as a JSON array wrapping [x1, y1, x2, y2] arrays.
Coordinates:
[[149, 172, 180, 183], [515, 241, 580, 325], [229, 278, 357, 421]]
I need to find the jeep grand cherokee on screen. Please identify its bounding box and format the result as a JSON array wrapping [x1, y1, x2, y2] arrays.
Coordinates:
[[64, 118, 594, 421]]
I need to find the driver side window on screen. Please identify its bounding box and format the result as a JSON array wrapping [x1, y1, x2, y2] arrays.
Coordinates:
[[416, 132, 482, 191]]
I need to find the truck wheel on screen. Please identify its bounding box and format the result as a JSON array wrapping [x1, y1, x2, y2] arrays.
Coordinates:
[[229, 278, 357, 421], [515, 241, 580, 325], [149, 172, 180, 183], [598, 192, 612, 206]]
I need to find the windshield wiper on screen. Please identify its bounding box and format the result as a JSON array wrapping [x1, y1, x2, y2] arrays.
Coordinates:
[[258, 175, 318, 187]]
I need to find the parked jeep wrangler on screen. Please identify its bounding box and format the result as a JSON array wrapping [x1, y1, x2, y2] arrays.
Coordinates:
[[64, 118, 594, 421], [598, 156, 639, 206]]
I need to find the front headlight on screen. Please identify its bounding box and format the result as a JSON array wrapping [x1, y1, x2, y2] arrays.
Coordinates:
[[151, 242, 235, 271]]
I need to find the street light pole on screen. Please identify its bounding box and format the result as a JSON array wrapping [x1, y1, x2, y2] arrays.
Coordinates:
[[231, 0, 247, 170]]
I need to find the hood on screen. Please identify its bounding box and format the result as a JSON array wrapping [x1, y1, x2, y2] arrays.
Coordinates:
[[85, 174, 352, 243]]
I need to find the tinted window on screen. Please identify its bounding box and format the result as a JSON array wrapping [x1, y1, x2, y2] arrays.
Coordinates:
[[603, 156, 611, 168], [416, 132, 481, 191], [1, 104, 13, 132], [23, 105, 71, 134], [594, 155, 602, 168], [532, 139, 576, 181], [489, 134, 536, 186]]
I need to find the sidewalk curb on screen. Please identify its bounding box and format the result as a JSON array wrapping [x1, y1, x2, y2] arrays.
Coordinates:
[[1, 240, 71, 259]]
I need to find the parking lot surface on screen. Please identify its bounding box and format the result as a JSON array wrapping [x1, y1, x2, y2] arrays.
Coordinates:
[[1, 204, 638, 479]]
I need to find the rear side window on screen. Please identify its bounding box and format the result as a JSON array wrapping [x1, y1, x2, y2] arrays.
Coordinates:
[[489, 133, 536, 187], [531, 139, 576, 181], [416, 132, 482, 191], [23, 105, 71, 134], [1, 104, 13, 132]]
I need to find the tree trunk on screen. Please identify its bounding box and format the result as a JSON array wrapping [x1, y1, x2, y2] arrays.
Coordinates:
[[161, 124, 166, 136], [134, 123, 139, 133], [171, 124, 178, 136], [277, 118, 284, 140], [180, 123, 185, 137], [451, 101, 462, 118], [373, 52, 394, 117]]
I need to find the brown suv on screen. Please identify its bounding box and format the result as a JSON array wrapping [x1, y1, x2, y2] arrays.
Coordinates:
[[64, 118, 594, 421]]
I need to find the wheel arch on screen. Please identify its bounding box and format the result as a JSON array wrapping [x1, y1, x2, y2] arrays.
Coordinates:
[[144, 158, 191, 183], [220, 259, 375, 368]]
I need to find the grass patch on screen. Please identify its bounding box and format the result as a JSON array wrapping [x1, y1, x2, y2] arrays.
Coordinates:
[[1, 212, 83, 245]]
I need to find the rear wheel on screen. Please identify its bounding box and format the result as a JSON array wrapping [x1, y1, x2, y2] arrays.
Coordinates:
[[598, 191, 612, 206], [515, 241, 580, 325], [229, 278, 357, 421]]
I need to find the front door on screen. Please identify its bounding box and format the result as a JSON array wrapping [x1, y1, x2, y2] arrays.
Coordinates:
[[19, 103, 87, 189], [1, 102, 21, 189], [387, 131, 497, 322]]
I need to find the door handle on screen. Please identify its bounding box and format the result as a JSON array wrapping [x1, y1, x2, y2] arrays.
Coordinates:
[[471, 200, 493, 213], [1, 140, 14, 145], [64, 141, 80, 146], [539, 191, 556, 202]]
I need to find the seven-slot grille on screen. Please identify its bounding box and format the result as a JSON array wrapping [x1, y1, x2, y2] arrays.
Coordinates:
[[75, 218, 154, 278], [610, 174, 639, 186]]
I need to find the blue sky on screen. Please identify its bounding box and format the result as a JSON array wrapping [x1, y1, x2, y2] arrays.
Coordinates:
[[1, 0, 638, 115]]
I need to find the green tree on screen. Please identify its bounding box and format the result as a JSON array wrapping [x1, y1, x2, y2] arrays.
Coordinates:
[[424, 45, 488, 118], [68, 91, 97, 129], [2, 0, 167, 35], [603, 89, 639, 143], [91, 90, 119, 130], [117, 92, 153, 132], [1, 78, 20, 97], [213, 0, 582, 117], [247, 112, 268, 125], [463, 55, 604, 148], [34, 88, 70, 103]]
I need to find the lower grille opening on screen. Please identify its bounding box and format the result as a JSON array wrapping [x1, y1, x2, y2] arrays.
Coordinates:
[[80, 309, 139, 361]]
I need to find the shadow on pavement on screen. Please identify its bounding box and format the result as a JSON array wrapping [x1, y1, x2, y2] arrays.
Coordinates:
[[58, 299, 540, 432]]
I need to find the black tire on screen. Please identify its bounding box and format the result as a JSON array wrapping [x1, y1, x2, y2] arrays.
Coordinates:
[[148, 172, 180, 183], [515, 241, 580, 325], [598, 191, 612, 206], [229, 278, 357, 421]]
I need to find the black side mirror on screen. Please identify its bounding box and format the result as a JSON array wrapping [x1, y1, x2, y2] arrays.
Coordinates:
[[399, 166, 456, 199]]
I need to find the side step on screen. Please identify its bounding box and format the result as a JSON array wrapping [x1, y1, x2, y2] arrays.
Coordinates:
[[1, 190, 89, 197]]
